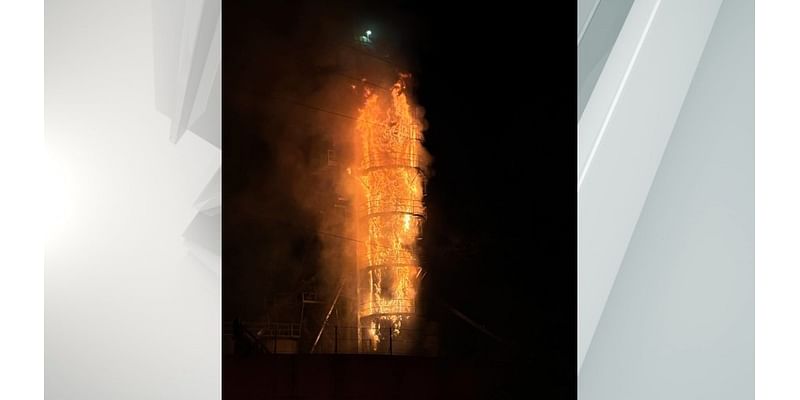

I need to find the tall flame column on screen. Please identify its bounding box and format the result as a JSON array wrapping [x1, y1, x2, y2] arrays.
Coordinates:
[[352, 76, 426, 352]]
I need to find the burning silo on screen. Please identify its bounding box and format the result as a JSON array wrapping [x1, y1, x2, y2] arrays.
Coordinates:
[[349, 73, 429, 353]]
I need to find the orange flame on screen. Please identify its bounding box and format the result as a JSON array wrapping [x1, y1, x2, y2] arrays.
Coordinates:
[[352, 75, 427, 349]]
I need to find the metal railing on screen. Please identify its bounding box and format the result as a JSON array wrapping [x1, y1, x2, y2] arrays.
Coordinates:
[[360, 152, 425, 172], [312, 325, 439, 356], [224, 321, 301, 338], [359, 298, 416, 317], [223, 322, 439, 356], [359, 198, 425, 218]]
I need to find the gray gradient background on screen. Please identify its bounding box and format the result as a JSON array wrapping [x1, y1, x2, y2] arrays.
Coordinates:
[[45, 0, 220, 398], [578, 0, 725, 370], [579, 0, 754, 398]]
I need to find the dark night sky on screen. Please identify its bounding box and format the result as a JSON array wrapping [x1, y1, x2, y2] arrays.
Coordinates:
[[224, 0, 575, 395]]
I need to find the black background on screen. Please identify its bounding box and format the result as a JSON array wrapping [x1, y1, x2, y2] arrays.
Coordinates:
[[223, 0, 576, 397]]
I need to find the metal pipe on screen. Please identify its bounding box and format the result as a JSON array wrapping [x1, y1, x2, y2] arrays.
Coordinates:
[[310, 281, 345, 353], [388, 325, 393, 355], [443, 301, 503, 343]]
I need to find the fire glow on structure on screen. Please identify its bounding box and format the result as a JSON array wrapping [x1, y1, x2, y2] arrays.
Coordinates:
[[350, 73, 428, 351]]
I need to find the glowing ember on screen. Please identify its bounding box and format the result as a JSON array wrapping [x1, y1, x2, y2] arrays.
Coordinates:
[[352, 74, 427, 351]]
